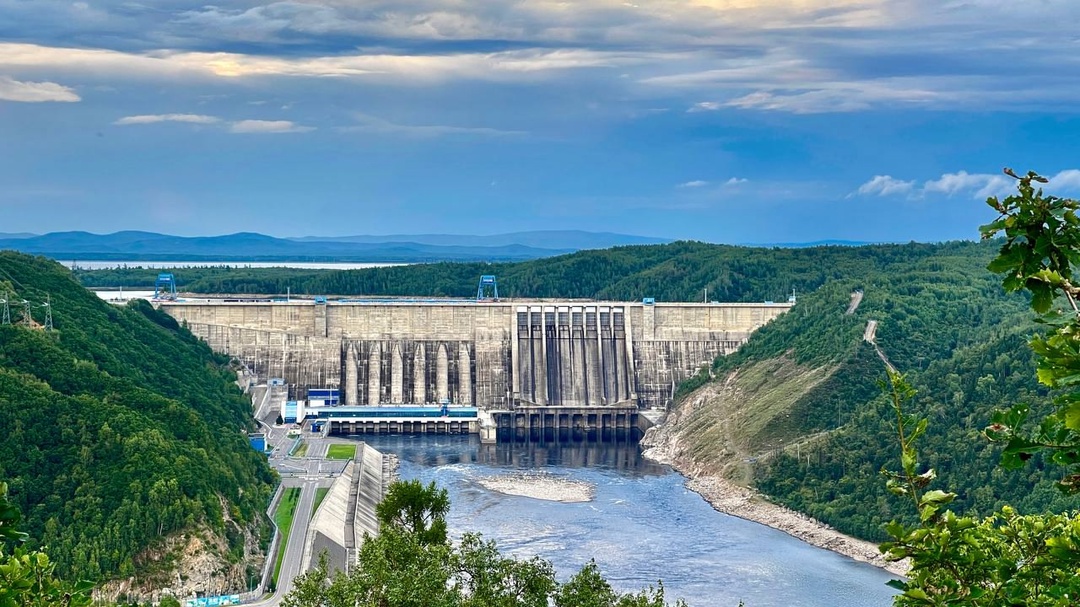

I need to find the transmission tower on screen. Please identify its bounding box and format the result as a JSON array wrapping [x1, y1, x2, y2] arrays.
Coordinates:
[[0, 294, 9, 326], [40, 296, 53, 331], [20, 299, 32, 327]]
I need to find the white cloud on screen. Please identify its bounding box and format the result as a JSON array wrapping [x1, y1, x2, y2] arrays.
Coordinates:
[[340, 113, 524, 137], [114, 113, 221, 125], [724, 177, 748, 186], [1049, 169, 1080, 192], [856, 175, 915, 197], [854, 169, 1080, 201], [923, 170, 1012, 199], [687, 102, 722, 112], [677, 180, 709, 188], [229, 119, 314, 133], [0, 75, 79, 102]]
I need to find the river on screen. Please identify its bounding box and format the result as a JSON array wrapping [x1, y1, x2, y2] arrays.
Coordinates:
[[354, 433, 898, 607]]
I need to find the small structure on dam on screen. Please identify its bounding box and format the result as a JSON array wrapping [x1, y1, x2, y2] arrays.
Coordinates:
[[159, 297, 791, 433]]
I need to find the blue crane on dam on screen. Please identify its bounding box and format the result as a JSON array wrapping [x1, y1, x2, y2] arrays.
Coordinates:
[[477, 275, 499, 302]]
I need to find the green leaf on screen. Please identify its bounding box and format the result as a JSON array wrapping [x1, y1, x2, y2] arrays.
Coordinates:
[[1031, 284, 1054, 314], [1064, 401, 1080, 431], [919, 490, 955, 506]]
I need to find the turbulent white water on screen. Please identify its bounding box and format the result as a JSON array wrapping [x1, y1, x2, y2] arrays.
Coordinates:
[[357, 434, 899, 607]]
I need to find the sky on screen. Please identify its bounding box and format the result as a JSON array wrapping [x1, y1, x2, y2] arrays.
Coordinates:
[[1, 0, 1078, 243]]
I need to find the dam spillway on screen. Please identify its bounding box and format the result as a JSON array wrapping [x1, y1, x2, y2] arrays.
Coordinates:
[[159, 299, 791, 411]]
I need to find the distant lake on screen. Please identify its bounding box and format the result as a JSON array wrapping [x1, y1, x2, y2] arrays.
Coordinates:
[[65, 260, 411, 270]]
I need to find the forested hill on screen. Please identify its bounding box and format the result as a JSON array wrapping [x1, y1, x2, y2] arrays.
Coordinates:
[[0, 252, 275, 584], [649, 239, 1079, 542], [76, 240, 974, 302]]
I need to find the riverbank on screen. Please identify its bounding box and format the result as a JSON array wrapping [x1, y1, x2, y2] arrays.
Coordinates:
[[641, 423, 909, 577]]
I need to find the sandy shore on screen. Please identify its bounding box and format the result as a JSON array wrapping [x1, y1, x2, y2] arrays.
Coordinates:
[[642, 435, 909, 577], [477, 472, 595, 503]]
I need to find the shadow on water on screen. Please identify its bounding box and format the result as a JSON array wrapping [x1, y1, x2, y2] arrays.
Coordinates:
[[356, 428, 668, 476]]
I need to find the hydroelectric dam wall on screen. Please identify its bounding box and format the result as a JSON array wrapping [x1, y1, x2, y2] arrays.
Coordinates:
[[159, 299, 791, 410]]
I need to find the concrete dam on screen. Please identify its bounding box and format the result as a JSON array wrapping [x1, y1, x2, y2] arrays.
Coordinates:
[[161, 299, 791, 419]]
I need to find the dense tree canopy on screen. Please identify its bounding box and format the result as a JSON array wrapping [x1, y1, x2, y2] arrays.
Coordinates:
[[74, 240, 988, 304], [0, 252, 275, 582]]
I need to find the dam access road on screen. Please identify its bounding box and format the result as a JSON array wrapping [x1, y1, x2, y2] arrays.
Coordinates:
[[236, 382, 393, 607]]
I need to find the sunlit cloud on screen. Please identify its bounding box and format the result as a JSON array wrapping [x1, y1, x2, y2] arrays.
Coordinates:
[[0, 43, 669, 83], [0, 75, 79, 102]]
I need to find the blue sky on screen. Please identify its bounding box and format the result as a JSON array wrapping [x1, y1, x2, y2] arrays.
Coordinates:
[[1, 0, 1078, 242]]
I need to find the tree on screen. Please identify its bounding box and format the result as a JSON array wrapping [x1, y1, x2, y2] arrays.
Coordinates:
[[880, 170, 1080, 606], [0, 481, 92, 607], [375, 480, 449, 546]]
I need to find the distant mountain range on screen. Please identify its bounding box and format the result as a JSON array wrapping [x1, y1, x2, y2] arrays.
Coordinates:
[[293, 230, 670, 250], [0, 230, 672, 263]]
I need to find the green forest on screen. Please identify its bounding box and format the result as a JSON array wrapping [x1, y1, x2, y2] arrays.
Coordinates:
[[75, 240, 962, 303], [0, 252, 275, 583]]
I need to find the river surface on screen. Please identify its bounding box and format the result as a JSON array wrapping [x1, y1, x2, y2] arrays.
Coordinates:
[[355, 434, 898, 607]]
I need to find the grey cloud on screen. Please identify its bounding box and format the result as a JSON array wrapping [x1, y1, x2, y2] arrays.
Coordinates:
[[340, 113, 525, 137], [0, 0, 1077, 115]]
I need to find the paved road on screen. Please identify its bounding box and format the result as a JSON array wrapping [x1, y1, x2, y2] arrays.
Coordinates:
[[241, 383, 347, 606]]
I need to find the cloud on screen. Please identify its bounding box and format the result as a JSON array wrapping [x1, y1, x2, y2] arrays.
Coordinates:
[[724, 177, 748, 186], [229, 119, 314, 133], [114, 113, 221, 125], [0, 0, 1078, 127], [340, 113, 524, 137], [687, 102, 722, 112], [1049, 169, 1080, 192], [853, 169, 1080, 201], [923, 171, 1012, 199], [0, 75, 79, 102], [855, 175, 916, 197], [677, 180, 709, 188], [0, 43, 670, 84]]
